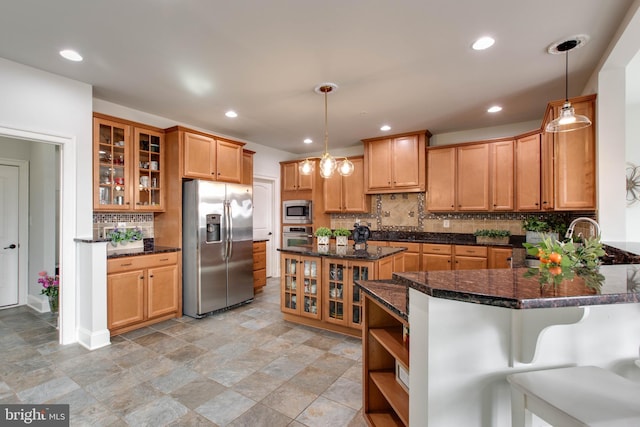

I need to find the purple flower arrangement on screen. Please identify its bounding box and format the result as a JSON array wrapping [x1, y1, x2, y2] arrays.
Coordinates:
[[38, 271, 59, 298]]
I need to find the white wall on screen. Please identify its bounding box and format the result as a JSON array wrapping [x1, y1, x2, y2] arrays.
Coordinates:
[[429, 120, 542, 146], [0, 57, 93, 345], [627, 103, 640, 237]]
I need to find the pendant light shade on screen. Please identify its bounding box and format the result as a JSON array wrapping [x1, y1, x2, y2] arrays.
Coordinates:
[[545, 38, 592, 133], [298, 83, 354, 178]]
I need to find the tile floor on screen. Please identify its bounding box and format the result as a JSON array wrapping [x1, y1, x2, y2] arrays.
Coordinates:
[[0, 278, 367, 426]]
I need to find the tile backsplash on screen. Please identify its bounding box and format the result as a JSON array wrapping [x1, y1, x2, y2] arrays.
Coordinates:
[[331, 193, 593, 236], [93, 213, 154, 240]]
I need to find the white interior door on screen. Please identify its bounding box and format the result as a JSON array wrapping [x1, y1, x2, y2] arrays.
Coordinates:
[[0, 164, 19, 307], [253, 178, 276, 277]]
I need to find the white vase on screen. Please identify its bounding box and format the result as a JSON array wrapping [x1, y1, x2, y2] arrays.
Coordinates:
[[317, 236, 330, 245], [107, 239, 144, 255], [336, 236, 348, 246]]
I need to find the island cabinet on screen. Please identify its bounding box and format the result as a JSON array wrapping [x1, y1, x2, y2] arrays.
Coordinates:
[[93, 114, 166, 211], [363, 131, 429, 194], [362, 289, 409, 426], [165, 126, 244, 183], [279, 246, 405, 336], [323, 156, 370, 213], [107, 252, 180, 336]]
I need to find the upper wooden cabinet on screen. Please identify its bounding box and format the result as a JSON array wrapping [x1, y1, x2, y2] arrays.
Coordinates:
[[362, 131, 429, 194], [515, 133, 554, 211], [242, 149, 255, 186], [169, 127, 244, 183], [323, 156, 369, 213], [427, 140, 513, 212], [93, 114, 165, 212], [282, 161, 313, 192], [551, 95, 596, 210]]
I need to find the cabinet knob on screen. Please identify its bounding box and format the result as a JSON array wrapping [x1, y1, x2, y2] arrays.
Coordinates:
[[139, 276, 144, 279], [149, 275, 154, 278], [542, 201, 548, 204], [451, 205, 454, 208], [535, 202, 539, 206]]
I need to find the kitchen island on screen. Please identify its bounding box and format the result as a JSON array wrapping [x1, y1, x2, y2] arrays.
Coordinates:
[[278, 244, 405, 336], [356, 265, 640, 426]]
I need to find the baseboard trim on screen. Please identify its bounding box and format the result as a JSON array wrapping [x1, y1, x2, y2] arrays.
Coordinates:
[[77, 327, 111, 351], [27, 294, 50, 313]]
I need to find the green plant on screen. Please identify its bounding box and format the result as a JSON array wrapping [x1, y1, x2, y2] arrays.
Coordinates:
[[314, 227, 332, 237], [333, 228, 352, 237], [523, 236, 605, 270], [107, 227, 143, 245], [473, 229, 511, 238], [522, 216, 567, 235]]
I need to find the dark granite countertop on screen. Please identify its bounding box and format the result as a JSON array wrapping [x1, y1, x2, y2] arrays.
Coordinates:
[[107, 246, 181, 259], [393, 265, 640, 309], [253, 239, 270, 243], [355, 280, 409, 321], [278, 244, 405, 260], [367, 231, 525, 248]]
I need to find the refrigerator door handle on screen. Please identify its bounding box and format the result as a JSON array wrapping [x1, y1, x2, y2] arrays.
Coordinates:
[[224, 200, 232, 261]]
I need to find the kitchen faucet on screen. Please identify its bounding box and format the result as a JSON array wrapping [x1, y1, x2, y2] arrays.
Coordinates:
[[565, 217, 601, 240]]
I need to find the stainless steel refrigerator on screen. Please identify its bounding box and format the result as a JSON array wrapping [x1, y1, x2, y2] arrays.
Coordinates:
[[182, 180, 254, 318]]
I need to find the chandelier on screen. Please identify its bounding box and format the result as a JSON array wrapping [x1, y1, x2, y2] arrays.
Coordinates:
[[299, 83, 354, 178], [545, 37, 592, 133]]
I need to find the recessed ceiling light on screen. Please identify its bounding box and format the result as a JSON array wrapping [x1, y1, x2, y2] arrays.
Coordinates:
[[225, 110, 238, 118], [380, 125, 391, 131], [487, 105, 502, 113], [59, 49, 83, 62], [472, 36, 495, 51], [303, 138, 313, 144]]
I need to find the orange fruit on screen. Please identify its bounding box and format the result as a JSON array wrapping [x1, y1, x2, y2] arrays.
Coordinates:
[[540, 257, 550, 264], [548, 252, 562, 264], [549, 266, 562, 276]]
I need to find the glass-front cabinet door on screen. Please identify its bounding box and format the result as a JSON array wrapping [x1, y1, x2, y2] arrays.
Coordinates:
[[94, 117, 131, 210], [300, 257, 321, 320], [324, 259, 347, 326], [134, 128, 164, 211], [349, 261, 373, 329], [281, 255, 300, 314]]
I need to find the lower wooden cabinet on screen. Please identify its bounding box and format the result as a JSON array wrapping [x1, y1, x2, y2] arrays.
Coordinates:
[[488, 247, 513, 269], [253, 241, 267, 293], [107, 252, 179, 336], [363, 292, 409, 426], [453, 245, 488, 270], [422, 243, 510, 271]]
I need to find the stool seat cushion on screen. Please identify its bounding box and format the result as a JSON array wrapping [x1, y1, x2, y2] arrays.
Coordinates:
[[508, 366, 640, 426]]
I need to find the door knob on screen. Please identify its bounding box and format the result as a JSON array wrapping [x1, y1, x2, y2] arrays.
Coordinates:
[[3, 244, 16, 249]]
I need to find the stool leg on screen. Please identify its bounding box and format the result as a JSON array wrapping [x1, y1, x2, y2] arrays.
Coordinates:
[[510, 388, 532, 427]]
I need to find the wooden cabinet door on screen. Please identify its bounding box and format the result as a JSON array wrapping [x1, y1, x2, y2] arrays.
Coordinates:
[[183, 132, 215, 179], [427, 147, 456, 211], [491, 140, 514, 211], [242, 150, 254, 186], [422, 254, 452, 271], [133, 127, 165, 211], [107, 269, 145, 330], [348, 261, 374, 329], [323, 172, 343, 212], [454, 256, 487, 270], [94, 117, 132, 211], [300, 257, 321, 320], [281, 255, 300, 314], [388, 242, 420, 272], [298, 167, 313, 190], [282, 162, 299, 191], [488, 247, 513, 269], [147, 264, 179, 319], [554, 99, 596, 210], [366, 139, 393, 191], [457, 144, 490, 210], [342, 157, 368, 213], [392, 135, 420, 189], [216, 139, 242, 183], [515, 134, 542, 211], [323, 259, 348, 326], [541, 131, 555, 210]]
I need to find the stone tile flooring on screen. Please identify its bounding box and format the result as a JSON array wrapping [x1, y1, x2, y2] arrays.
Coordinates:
[[0, 278, 367, 426]]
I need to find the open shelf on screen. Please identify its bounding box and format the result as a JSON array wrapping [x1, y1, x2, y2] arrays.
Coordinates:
[[369, 327, 408, 370], [365, 412, 405, 427], [370, 372, 409, 426]]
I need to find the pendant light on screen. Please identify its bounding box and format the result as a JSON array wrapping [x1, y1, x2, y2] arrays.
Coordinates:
[[545, 38, 592, 133], [298, 83, 354, 178]]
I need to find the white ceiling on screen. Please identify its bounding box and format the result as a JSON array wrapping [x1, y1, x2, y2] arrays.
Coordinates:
[[0, 0, 636, 154]]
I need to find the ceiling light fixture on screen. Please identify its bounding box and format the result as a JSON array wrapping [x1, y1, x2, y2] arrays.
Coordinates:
[[225, 110, 238, 118], [545, 37, 592, 133], [299, 83, 354, 178], [380, 125, 391, 131], [472, 36, 495, 51], [303, 138, 313, 144], [59, 49, 83, 62], [487, 106, 502, 113]]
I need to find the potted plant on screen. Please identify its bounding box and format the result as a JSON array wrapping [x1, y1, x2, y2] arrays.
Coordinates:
[[473, 229, 511, 245], [522, 216, 564, 243], [333, 228, 351, 246], [106, 226, 144, 254], [38, 271, 60, 313], [315, 227, 332, 245]]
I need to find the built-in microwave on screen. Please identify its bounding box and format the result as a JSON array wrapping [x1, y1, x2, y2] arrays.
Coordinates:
[[283, 200, 313, 224]]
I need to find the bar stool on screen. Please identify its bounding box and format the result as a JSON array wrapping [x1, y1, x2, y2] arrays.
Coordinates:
[[507, 366, 640, 426]]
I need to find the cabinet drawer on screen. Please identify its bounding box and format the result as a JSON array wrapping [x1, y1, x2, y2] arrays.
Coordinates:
[[253, 242, 266, 254], [253, 251, 266, 269], [453, 245, 487, 257], [388, 241, 420, 252], [253, 269, 267, 287], [108, 252, 178, 273], [422, 243, 452, 255]]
